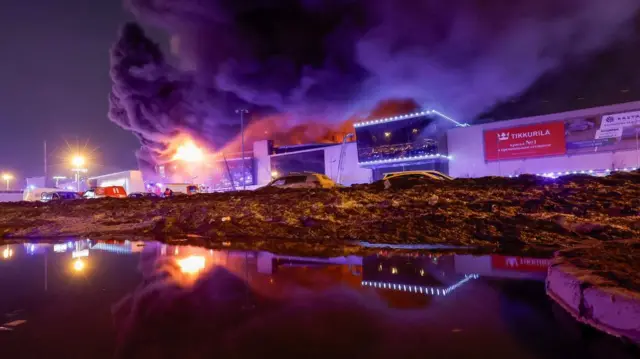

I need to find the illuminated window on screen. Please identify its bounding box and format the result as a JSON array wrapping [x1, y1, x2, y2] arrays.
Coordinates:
[[391, 267, 398, 274]]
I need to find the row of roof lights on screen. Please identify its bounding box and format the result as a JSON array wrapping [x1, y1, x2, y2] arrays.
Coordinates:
[[507, 167, 638, 179], [90, 243, 133, 254], [354, 110, 469, 128], [359, 153, 452, 166], [361, 274, 479, 296]]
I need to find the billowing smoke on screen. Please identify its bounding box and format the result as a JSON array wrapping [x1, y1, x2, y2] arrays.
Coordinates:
[[110, 0, 640, 167]]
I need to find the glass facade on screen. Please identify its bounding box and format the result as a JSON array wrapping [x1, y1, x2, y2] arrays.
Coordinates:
[[270, 150, 326, 177], [209, 158, 255, 191], [355, 116, 446, 163], [158, 157, 255, 191]]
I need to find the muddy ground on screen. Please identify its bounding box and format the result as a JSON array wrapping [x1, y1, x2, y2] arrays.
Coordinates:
[[0, 170, 637, 252], [553, 239, 640, 293], [0, 170, 638, 290]]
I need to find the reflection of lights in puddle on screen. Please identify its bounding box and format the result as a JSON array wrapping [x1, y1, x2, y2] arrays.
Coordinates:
[[2, 247, 13, 259], [72, 250, 89, 258], [53, 244, 67, 253], [362, 274, 480, 296], [72, 259, 86, 272], [177, 256, 206, 274]]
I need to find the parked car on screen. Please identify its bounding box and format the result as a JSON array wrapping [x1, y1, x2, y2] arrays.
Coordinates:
[[382, 170, 453, 181], [41, 191, 83, 202], [128, 192, 159, 198], [23, 187, 60, 202], [378, 171, 452, 189], [267, 173, 340, 189], [83, 186, 127, 199]]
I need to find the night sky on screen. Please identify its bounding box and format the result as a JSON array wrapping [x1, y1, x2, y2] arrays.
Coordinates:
[[0, 1, 166, 181]]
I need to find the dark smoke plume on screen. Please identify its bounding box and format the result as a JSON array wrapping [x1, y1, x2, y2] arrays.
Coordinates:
[[110, 0, 640, 166]]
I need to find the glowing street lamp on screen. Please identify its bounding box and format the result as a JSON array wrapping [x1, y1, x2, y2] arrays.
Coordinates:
[[71, 155, 85, 168], [2, 173, 13, 190]]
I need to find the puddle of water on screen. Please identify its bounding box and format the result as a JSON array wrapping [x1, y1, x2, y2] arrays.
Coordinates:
[[0, 241, 636, 359]]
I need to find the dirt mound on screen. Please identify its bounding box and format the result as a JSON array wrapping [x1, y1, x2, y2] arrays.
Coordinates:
[[0, 171, 637, 254]]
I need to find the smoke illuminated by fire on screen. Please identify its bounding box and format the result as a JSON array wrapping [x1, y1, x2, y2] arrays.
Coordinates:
[[110, 1, 640, 175], [218, 99, 418, 154]]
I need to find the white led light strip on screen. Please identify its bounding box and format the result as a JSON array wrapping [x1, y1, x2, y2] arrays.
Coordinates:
[[90, 243, 133, 254], [507, 167, 638, 179], [361, 274, 479, 296], [358, 153, 452, 166], [354, 110, 469, 128]]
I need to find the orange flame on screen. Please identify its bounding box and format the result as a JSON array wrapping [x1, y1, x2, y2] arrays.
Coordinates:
[[172, 139, 205, 163]]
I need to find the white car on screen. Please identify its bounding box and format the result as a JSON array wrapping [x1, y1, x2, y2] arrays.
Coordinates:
[[267, 173, 339, 189], [382, 170, 453, 181], [23, 187, 60, 202]]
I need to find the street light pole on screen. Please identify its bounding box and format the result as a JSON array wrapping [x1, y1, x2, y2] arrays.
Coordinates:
[[71, 155, 86, 192], [634, 118, 640, 168], [53, 176, 66, 187], [235, 109, 249, 190]]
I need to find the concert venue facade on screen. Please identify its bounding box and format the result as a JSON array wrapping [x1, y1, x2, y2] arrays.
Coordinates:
[[155, 100, 640, 189]]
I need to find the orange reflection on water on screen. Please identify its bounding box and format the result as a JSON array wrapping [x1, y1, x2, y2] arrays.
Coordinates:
[[177, 255, 206, 275], [2, 246, 13, 259]]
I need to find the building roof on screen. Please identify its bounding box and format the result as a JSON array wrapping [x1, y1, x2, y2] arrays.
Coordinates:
[[273, 143, 338, 154]]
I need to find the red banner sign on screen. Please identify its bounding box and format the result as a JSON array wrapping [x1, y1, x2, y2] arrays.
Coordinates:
[[491, 255, 551, 273], [484, 121, 566, 161]]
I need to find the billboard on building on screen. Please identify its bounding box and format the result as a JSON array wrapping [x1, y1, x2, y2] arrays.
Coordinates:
[[483, 121, 566, 161], [564, 111, 639, 154], [484, 109, 640, 161]]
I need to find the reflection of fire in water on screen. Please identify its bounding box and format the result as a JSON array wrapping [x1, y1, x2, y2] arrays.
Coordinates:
[[177, 255, 206, 275]]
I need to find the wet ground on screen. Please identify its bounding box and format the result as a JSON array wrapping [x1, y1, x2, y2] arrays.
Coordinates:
[[0, 240, 637, 359]]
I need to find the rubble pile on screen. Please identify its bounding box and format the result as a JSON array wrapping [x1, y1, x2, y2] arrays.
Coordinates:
[[0, 170, 637, 253]]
